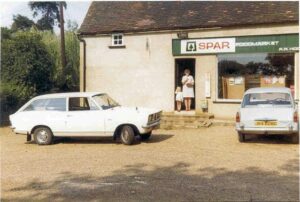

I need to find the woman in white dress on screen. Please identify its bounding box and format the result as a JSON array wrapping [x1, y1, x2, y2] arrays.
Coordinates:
[[181, 69, 194, 111]]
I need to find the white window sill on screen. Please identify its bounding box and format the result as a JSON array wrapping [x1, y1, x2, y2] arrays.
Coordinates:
[[108, 45, 126, 49]]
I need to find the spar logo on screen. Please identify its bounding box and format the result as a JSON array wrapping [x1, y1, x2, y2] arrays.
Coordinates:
[[186, 42, 197, 52], [182, 38, 236, 54]]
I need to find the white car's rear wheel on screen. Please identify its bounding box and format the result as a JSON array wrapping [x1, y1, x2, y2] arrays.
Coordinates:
[[120, 125, 135, 145], [33, 127, 53, 145]]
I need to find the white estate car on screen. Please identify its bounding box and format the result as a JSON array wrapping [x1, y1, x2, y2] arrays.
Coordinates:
[[10, 92, 162, 145], [236, 87, 299, 143]]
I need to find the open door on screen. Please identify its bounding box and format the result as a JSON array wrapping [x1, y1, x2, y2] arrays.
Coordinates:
[[175, 59, 196, 110]]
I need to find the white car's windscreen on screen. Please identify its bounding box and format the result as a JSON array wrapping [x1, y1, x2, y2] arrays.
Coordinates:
[[242, 92, 292, 108], [23, 98, 66, 111], [92, 94, 120, 110]]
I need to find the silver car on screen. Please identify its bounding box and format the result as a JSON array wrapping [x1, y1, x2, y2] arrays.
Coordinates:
[[236, 87, 299, 143]]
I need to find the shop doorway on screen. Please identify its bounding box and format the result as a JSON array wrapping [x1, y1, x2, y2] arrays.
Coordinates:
[[175, 59, 196, 110]]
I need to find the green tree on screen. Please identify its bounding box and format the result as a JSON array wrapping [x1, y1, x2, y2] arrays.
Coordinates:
[[1, 27, 12, 40], [11, 14, 35, 32], [1, 31, 55, 121], [29, 1, 67, 83], [29, 2, 66, 31]]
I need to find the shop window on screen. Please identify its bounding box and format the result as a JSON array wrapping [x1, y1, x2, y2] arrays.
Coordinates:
[[217, 53, 294, 100], [111, 33, 124, 46]]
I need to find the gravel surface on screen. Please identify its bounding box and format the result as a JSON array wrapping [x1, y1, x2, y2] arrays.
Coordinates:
[[1, 126, 299, 201]]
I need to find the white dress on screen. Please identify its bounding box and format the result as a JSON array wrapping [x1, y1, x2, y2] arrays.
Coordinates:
[[182, 75, 195, 98], [175, 92, 183, 102]]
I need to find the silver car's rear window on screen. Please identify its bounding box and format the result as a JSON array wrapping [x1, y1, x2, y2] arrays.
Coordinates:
[[242, 92, 292, 108]]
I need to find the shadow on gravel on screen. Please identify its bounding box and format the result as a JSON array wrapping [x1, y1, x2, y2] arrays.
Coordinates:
[[242, 134, 297, 144], [27, 134, 174, 145], [2, 160, 299, 201]]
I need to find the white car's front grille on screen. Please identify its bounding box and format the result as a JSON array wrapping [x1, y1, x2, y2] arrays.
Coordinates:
[[148, 112, 161, 124]]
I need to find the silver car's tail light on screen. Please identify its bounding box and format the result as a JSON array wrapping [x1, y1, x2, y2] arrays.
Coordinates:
[[294, 112, 298, 123], [236, 112, 240, 123]]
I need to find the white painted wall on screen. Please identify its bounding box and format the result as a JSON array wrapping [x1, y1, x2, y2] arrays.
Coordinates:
[[80, 24, 299, 118]]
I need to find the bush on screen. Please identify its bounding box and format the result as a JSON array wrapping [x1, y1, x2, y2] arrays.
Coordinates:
[[1, 31, 55, 124]]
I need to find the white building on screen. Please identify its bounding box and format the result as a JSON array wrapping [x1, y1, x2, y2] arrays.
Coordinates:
[[78, 1, 299, 119]]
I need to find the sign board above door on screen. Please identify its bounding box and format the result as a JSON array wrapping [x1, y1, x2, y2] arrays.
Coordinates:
[[172, 34, 299, 56]]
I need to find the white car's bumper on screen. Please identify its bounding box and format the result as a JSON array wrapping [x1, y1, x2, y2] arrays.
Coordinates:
[[140, 120, 160, 134]]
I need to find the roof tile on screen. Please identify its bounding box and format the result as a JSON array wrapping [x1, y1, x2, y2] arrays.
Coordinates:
[[79, 1, 299, 35]]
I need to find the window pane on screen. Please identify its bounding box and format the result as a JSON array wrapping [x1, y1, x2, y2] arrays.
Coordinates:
[[45, 98, 66, 111], [24, 99, 48, 111], [69, 97, 90, 111], [112, 34, 123, 46], [242, 93, 292, 107], [23, 98, 66, 111], [88, 98, 99, 110], [218, 53, 294, 99], [92, 94, 120, 110]]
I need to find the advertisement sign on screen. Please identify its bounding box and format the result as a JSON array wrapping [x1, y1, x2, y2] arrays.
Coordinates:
[[172, 34, 299, 55], [181, 38, 235, 54]]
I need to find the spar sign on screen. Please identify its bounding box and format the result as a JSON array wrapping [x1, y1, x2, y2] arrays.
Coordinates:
[[181, 38, 236, 54], [172, 34, 299, 56]]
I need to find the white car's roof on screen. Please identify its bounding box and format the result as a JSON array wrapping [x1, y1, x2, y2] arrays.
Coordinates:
[[244, 87, 291, 94], [34, 92, 103, 99]]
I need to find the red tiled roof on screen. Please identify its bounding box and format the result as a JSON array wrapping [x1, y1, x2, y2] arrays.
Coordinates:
[[79, 1, 299, 35]]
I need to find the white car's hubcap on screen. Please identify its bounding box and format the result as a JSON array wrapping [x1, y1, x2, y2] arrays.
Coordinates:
[[37, 130, 48, 143], [122, 130, 129, 141]]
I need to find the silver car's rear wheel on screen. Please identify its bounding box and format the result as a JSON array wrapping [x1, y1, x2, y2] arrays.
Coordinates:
[[238, 132, 245, 143], [291, 133, 299, 144], [34, 127, 53, 145]]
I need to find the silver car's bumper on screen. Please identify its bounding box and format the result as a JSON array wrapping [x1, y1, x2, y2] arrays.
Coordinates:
[[236, 124, 298, 135]]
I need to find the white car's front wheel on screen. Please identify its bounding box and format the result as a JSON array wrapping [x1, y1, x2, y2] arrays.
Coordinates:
[[120, 125, 135, 145], [33, 127, 53, 145]]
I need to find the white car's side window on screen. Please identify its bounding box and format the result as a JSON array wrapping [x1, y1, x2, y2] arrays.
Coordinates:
[[69, 97, 91, 111], [24, 98, 66, 111]]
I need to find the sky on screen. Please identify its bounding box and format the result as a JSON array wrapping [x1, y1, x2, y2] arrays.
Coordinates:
[[0, 1, 91, 33]]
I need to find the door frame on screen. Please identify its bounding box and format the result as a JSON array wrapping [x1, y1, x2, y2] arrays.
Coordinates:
[[174, 58, 196, 110]]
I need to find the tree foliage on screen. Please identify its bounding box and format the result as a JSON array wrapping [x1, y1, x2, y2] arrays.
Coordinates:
[[28, 1, 66, 31], [1, 31, 54, 97], [11, 14, 35, 32], [1, 31, 55, 123], [1, 2, 79, 125]]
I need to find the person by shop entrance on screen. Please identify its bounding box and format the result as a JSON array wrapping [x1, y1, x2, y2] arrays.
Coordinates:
[[175, 59, 195, 111], [182, 69, 194, 111]]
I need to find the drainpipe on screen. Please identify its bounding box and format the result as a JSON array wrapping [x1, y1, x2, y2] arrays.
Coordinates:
[[78, 35, 86, 92]]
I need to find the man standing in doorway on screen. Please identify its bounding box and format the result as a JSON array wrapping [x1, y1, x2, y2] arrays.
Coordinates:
[[182, 69, 195, 111]]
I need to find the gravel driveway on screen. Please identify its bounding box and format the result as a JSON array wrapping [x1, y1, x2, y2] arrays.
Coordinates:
[[1, 126, 299, 201]]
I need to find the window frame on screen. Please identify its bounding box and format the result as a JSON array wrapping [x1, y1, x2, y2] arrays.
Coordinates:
[[111, 33, 124, 46], [215, 52, 295, 103]]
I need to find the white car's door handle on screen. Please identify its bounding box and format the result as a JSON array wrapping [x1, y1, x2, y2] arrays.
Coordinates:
[[67, 115, 73, 117]]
